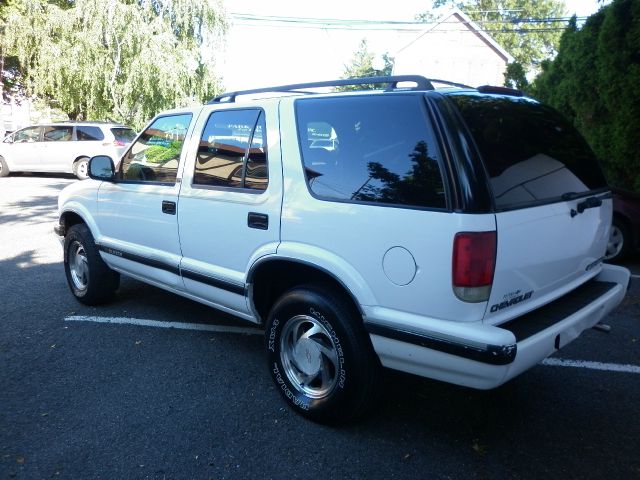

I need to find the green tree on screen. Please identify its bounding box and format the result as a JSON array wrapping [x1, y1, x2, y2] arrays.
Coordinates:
[[338, 39, 394, 91], [1, 0, 226, 129], [417, 0, 567, 79], [533, 0, 640, 192]]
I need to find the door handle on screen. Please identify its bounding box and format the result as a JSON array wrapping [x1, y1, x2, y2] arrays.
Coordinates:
[[162, 200, 176, 215], [248, 212, 268, 230]]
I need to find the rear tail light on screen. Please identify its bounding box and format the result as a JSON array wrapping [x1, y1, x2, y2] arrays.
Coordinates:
[[113, 140, 125, 147], [452, 231, 496, 303]]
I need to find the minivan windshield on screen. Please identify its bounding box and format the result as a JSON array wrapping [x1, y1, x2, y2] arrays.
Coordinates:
[[448, 93, 608, 210]]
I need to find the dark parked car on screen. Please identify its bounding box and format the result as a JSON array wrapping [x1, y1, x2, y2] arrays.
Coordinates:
[[606, 187, 640, 262]]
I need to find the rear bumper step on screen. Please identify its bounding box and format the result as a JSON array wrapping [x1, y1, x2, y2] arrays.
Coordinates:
[[365, 264, 630, 389], [500, 280, 616, 342]]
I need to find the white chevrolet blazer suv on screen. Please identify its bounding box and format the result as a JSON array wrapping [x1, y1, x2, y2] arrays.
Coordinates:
[[55, 76, 630, 423]]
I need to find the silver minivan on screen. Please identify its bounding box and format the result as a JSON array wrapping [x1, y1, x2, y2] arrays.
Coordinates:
[[0, 122, 136, 179]]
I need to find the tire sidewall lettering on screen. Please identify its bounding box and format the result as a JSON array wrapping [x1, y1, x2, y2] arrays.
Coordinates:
[[272, 362, 310, 411], [308, 306, 346, 390], [267, 318, 279, 352]]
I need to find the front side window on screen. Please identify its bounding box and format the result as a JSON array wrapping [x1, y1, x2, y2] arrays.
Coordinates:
[[76, 126, 105, 141], [43, 126, 73, 142], [194, 109, 267, 191], [118, 113, 192, 184], [448, 93, 608, 210], [295, 95, 446, 209], [14, 127, 42, 143]]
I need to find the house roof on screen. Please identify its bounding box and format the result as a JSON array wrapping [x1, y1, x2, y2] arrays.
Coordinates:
[[395, 7, 514, 64]]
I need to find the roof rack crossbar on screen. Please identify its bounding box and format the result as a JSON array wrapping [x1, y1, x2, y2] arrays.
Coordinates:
[[426, 78, 474, 89], [208, 75, 436, 103]]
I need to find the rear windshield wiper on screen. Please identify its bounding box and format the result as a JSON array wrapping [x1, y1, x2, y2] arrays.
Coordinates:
[[569, 192, 612, 217], [561, 191, 583, 201]]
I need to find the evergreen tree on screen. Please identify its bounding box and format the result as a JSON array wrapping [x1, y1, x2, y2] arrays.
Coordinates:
[[338, 39, 394, 91], [534, 0, 640, 191]]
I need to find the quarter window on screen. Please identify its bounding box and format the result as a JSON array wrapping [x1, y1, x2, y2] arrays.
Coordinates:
[[448, 93, 608, 209], [111, 127, 136, 144], [118, 113, 192, 184], [194, 109, 268, 191], [295, 95, 446, 209]]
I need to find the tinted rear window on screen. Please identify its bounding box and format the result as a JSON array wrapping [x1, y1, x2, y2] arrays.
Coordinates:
[[449, 93, 607, 210], [295, 95, 446, 209], [76, 126, 104, 141], [111, 127, 136, 143]]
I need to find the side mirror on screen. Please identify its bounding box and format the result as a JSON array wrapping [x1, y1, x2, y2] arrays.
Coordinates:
[[88, 155, 115, 181]]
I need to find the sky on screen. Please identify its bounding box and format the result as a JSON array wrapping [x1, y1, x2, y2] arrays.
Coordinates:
[[219, 0, 611, 91]]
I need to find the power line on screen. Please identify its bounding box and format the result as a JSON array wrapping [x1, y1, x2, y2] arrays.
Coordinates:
[[230, 12, 587, 26], [229, 13, 586, 34]]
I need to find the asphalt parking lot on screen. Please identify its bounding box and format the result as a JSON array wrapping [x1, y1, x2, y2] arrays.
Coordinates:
[[1, 174, 639, 480]]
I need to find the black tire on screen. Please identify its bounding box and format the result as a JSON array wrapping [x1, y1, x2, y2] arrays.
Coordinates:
[[73, 157, 90, 180], [605, 218, 631, 263], [0, 157, 9, 177], [64, 224, 120, 305], [265, 285, 380, 424]]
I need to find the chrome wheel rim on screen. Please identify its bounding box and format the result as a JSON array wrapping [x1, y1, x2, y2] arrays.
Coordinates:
[[280, 315, 340, 399], [605, 225, 624, 259], [76, 159, 89, 179], [69, 240, 89, 291]]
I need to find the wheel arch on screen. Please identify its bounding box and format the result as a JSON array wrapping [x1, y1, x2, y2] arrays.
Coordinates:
[[613, 211, 632, 231], [58, 206, 100, 242], [613, 212, 637, 249], [248, 258, 366, 326]]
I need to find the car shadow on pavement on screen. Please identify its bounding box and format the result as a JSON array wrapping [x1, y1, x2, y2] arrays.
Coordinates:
[[0, 184, 71, 227], [1, 250, 639, 479]]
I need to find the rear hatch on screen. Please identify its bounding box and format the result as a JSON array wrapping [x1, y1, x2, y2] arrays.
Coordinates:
[[448, 93, 611, 325]]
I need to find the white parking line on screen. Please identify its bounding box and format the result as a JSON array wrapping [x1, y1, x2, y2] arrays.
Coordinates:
[[65, 316, 640, 374], [631, 274, 640, 279], [65, 315, 263, 336], [542, 358, 640, 374]]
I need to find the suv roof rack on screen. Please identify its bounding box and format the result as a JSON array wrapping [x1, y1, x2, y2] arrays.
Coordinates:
[[476, 85, 524, 97], [208, 75, 474, 104], [57, 120, 125, 125]]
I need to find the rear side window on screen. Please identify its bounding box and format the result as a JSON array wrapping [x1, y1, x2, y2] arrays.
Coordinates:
[[194, 109, 267, 192], [76, 126, 104, 141], [295, 95, 446, 209], [43, 126, 73, 142], [448, 93, 608, 210], [111, 127, 136, 144]]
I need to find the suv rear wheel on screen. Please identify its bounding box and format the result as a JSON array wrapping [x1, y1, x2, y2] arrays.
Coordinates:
[[605, 218, 631, 262], [73, 157, 90, 180], [265, 285, 380, 423], [0, 157, 9, 177], [64, 224, 120, 304]]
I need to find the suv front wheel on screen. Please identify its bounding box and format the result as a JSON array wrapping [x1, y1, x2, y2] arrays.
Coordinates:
[[64, 224, 120, 304], [265, 285, 380, 423]]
